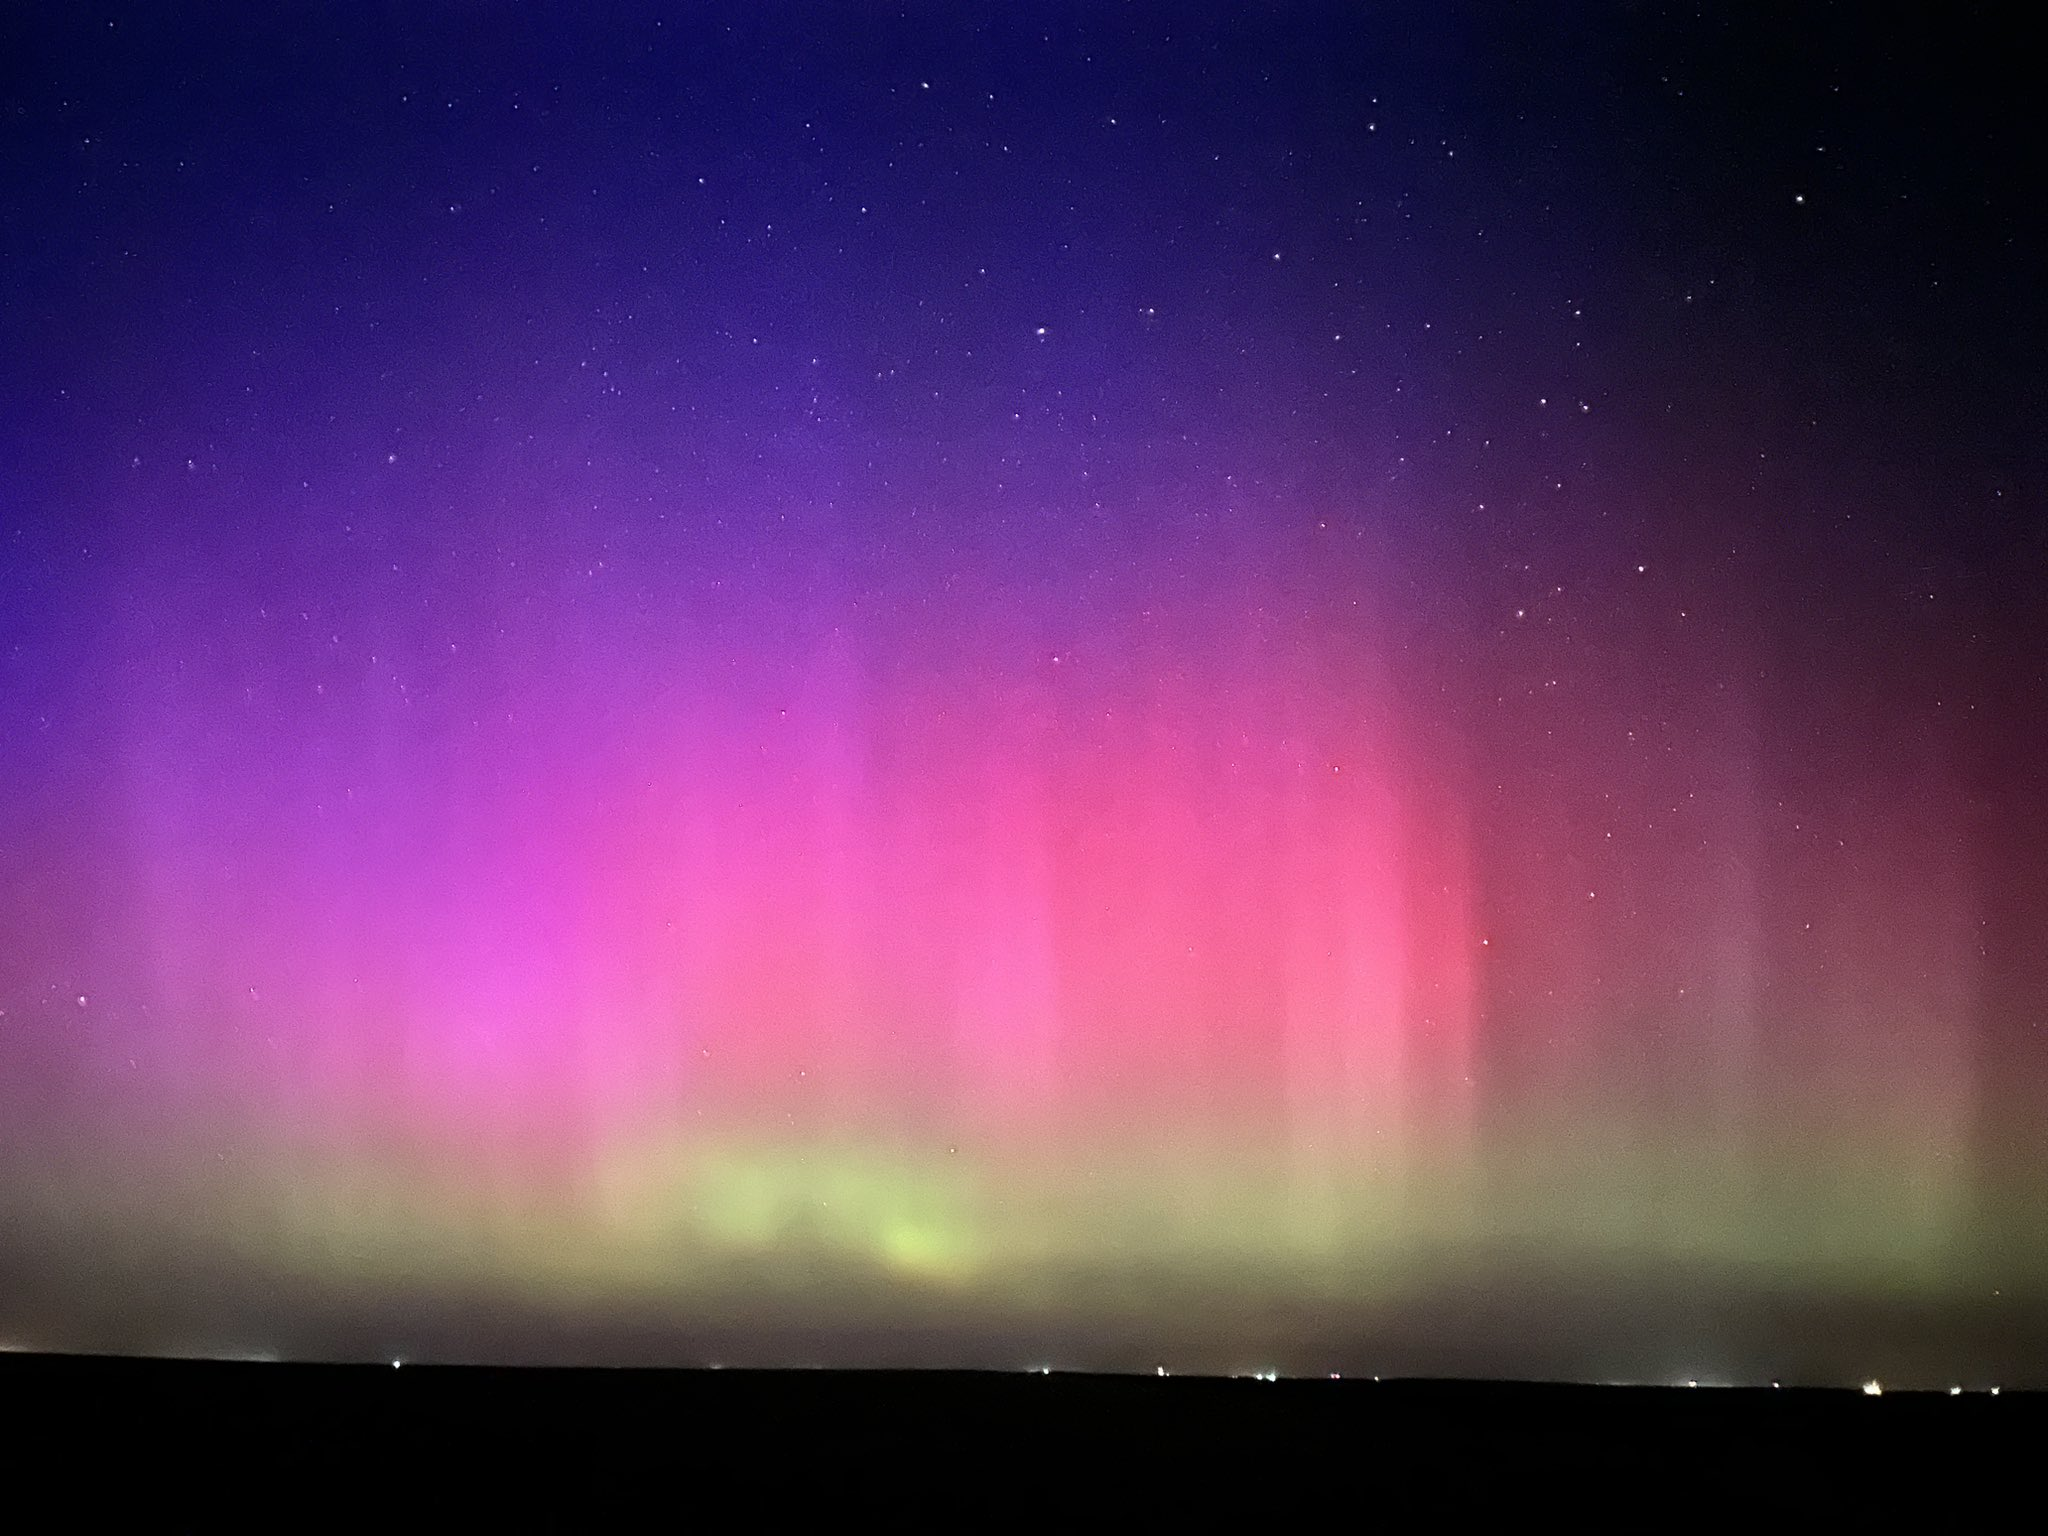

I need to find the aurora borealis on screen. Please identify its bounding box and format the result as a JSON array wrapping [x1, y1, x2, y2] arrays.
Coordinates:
[[2, 3, 2042, 1384]]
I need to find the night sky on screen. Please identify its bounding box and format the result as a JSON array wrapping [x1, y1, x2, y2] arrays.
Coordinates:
[[2, 3, 2043, 1385]]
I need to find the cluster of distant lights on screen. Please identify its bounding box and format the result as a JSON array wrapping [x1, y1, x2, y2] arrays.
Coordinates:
[[1669, 1377, 2004, 1397]]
